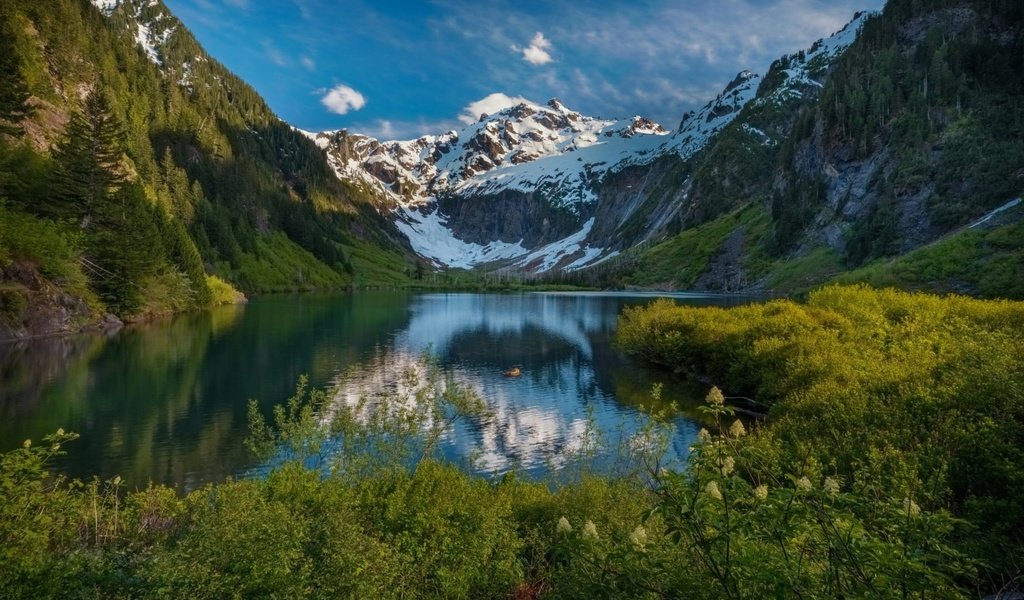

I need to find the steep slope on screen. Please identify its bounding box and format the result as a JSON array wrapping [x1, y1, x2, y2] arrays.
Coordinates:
[[616, 0, 1024, 297], [303, 100, 680, 271], [0, 0, 410, 337], [308, 13, 868, 274]]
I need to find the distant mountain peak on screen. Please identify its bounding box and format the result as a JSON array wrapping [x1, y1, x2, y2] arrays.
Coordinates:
[[304, 11, 875, 274]]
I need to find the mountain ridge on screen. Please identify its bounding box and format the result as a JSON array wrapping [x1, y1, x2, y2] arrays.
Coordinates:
[[300, 11, 872, 273]]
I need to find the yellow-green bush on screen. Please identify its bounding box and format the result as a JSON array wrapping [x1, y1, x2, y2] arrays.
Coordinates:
[[204, 274, 246, 306], [618, 285, 1024, 582]]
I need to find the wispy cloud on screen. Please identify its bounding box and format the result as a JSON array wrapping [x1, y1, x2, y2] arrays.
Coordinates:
[[167, 0, 883, 134], [321, 84, 367, 115], [515, 32, 554, 66], [427, 0, 874, 125], [262, 40, 288, 67], [348, 117, 461, 140]]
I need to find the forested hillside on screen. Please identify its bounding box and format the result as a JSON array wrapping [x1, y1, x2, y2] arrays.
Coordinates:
[[0, 0, 410, 339], [604, 0, 1024, 296]]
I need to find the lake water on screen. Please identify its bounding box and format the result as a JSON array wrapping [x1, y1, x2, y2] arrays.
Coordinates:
[[0, 291, 749, 490]]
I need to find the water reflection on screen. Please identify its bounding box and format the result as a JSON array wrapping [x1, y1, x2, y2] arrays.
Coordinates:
[[330, 293, 725, 475], [0, 291, 748, 489]]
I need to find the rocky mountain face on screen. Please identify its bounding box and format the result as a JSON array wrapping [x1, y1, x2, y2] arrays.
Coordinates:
[[304, 13, 870, 273], [619, 0, 1024, 296]]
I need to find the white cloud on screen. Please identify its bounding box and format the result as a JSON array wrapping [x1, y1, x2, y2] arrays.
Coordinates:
[[300, 55, 315, 70], [518, 31, 554, 65], [458, 92, 532, 124], [321, 84, 367, 115]]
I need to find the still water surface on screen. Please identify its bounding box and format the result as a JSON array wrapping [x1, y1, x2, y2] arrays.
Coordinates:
[[0, 292, 748, 490]]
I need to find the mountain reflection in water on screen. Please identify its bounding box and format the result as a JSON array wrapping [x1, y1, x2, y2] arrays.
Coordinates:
[[0, 292, 749, 489]]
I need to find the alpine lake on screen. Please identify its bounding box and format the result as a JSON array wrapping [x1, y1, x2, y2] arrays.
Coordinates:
[[0, 291, 753, 491]]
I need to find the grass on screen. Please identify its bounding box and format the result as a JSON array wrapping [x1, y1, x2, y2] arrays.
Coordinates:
[[0, 207, 102, 315], [224, 232, 351, 294], [836, 218, 1024, 299], [629, 203, 770, 289], [761, 245, 845, 292]]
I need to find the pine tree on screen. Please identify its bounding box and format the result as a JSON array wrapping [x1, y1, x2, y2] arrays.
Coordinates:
[[49, 90, 127, 224], [0, 12, 32, 136], [88, 182, 162, 315]]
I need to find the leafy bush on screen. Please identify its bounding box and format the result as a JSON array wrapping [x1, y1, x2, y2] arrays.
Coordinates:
[[618, 285, 1024, 585], [1, 284, 1016, 596], [204, 274, 245, 306]]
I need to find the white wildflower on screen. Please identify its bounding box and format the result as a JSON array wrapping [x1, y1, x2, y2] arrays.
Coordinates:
[[719, 456, 735, 477], [698, 428, 711, 443], [582, 520, 599, 540], [705, 480, 723, 500], [629, 525, 648, 549], [823, 477, 840, 496], [728, 419, 746, 437], [556, 516, 572, 534], [903, 497, 920, 518], [753, 484, 769, 501], [706, 386, 725, 406], [795, 476, 813, 492]]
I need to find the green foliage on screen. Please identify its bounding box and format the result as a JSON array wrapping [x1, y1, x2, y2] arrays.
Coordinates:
[[840, 217, 1024, 299], [0, 0, 409, 324], [618, 285, 1024, 584], [761, 245, 844, 291], [628, 203, 770, 289], [0, 8, 32, 136], [0, 206, 88, 290], [86, 183, 165, 315], [551, 389, 971, 599], [204, 274, 245, 305], [48, 90, 128, 224]]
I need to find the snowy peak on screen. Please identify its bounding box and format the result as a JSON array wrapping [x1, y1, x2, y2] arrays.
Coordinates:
[[673, 70, 761, 156], [758, 10, 875, 102], [310, 11, 874, 274], [91, 0, 177, 67], [307, 96, 672, 209], [90, 0, 123, 16]]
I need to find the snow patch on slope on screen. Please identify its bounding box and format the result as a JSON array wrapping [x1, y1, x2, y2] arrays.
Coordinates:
[[395, 206, 528, 269], [90, 0, 122, 15], [305, 12, 874, 273], [91, 0, 176, 67], [764, 11, 874, 102], [513, 218, 600, 272]]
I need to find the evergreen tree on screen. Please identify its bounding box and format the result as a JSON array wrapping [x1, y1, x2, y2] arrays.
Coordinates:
[[49, 90, 126, 224], [0, 13, 31, 136], [88, 182, 162, 314], [159, 213, 211, 306]]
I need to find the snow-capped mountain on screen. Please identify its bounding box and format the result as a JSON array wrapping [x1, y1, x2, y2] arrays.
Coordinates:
[[91, 0, 871, 274], [300, 82, 765, 272], [89, 0, 218, 92], [298, 12, 871, 273], [91, 0, 174, 65], [299, 99, 672, 211]]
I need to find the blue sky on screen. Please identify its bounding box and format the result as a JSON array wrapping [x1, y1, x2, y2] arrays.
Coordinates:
[[163, 0, 884, 139]]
